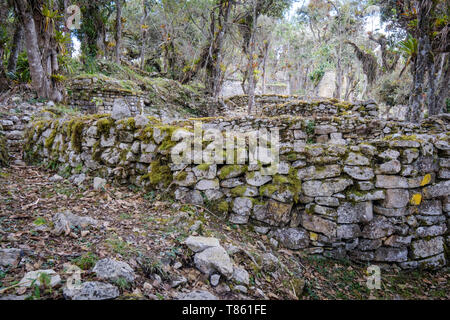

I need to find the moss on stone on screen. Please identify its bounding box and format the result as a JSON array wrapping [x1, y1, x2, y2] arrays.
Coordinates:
[[71, 121, 85, 154], [117, 117, 136, 131], [231, 185, 249, 197], [92, 141, 102, 162], [146, 160, 173, 188], [260, 184, 279, 197], [97, 118, 114, 138], [139, 126, 154, 143], [287, 167, 302, 203], [217, 200, 229, 213], [159, 139, 177, 152], [44, 128, 57, 149], [197, 163, 211, 171], [174, 171, 188, 181], [218, 165, 247, 180], [0, 134, 8, 167], [305, 204, 316, 215], [286, 152, 299, 161]]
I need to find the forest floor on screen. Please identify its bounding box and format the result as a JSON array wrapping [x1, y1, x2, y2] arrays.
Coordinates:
[[0, 163, 449, 300]]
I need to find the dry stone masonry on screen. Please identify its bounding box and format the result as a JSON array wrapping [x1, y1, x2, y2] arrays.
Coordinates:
[[68, 76, 144, 115], [23, 104, 450, 270], [221, 94, 379, 119]]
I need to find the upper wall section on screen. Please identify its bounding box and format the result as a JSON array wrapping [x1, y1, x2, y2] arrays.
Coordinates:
[[184, 114, 449, 147], [68, 75, 144, 115], [221, 94, 380, 118]]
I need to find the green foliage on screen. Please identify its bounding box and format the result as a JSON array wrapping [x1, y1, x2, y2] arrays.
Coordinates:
[[308, 64, 326, 86], [7, 52, 31, 83], [374, 71, 411, 106], [0, 134, 8, 167], [72, 252, 99, 270], [398, 34, 418, 58], [33, 217, 47, 226], [114, 277, 131, 290], [82, 55, 100, 74]]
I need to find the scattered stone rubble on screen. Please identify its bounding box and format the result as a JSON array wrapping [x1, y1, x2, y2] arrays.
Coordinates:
[[52, 211, 99, 236]]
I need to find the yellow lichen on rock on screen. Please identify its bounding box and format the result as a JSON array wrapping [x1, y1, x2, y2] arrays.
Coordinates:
[[410, 193, 423, 206], [420, 174, 432, 187]]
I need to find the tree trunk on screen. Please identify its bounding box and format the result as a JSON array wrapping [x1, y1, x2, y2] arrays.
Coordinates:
[[334, 53, 342, 100], [408, 0, 433, 122], [261, 40, 269, 95], [14, 0, 62, 102], [7, 23, 24, 74], [211, 0, 232, 99], [408, 37, 427, 122], [435, 53, 449, 113], [115, 0, 123, 65], [15, 0, 49, 98], [139, 1, 149, 70], [0, 1, 9, 75], [247, 1, 257, 114]]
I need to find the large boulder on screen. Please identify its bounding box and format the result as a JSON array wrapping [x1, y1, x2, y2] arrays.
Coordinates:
[[93, 259, 136, 283], [185, 237, 234, 279], [194, 246, 234, 279], [411, 237, 444, 259], [63, 282, 120, 300], [111, 99, 132, 120], [273, 228, 310, 250], [337, 202, 373, 224], [303, 179, 353, 197], [301, 214, 337, 238], [231, 197, 253, 224], [52, 211, 98, 236], [0, 248, 23, 267], [184, 236, 220, 253], [253, 200, 292, 227]]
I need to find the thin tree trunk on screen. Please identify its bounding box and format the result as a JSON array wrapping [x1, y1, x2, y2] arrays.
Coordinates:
[[139, 1, 149, 70], [211, 0, 232, 99], [115, 0, 123, 65], [435, 53, 449, 113], [334, 53, 342, 99], [247, 1, 257, 114], [261, 40, 269, 94], [15, 0, 50, 98], [408, 0, 433, 122], [426, 46, 438, 115], [14, 0, 62, 102], [7, 23, 24, 74]]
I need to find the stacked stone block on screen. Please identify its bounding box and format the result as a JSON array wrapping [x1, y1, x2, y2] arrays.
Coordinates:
[[24, 113, 450, 269], [222, 94, 379, 118], [68, 77, 144, 115]]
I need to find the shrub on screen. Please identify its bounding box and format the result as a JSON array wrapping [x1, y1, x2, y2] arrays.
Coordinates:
[[373, 72, 411, 106]]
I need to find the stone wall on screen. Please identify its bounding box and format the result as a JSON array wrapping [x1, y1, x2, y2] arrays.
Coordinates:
[[260, 99, 379, 118], [222, 94, 301, 116], [221, 94, 379, 118], [0, 114, 30, 154], [68, 77, 144, 115], [185, 114, 446, 147], [24, 113, 450, 269]]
